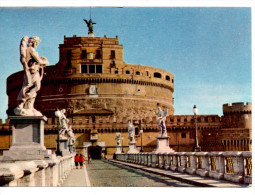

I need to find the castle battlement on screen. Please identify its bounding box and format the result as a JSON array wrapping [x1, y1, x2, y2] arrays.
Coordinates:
[[223, 102, 252, 114]]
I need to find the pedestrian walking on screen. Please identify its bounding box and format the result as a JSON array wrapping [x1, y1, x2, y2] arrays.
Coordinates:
[[79, 154, 85, 169], [88, 154, 92, 164], [74, 153, 80, 169]]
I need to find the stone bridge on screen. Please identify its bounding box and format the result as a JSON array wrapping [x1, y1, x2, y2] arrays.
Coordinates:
[[0, 151, 252, 187], [116, 151, 252, 185]]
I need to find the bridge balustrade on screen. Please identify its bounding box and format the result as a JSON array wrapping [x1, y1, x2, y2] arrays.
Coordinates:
[[148, 153, 152, 167], [164, 153, 170, 170], [170, 153, 178, 171], [158, 153, 164, 169], [140, 153, 143, 165], [144, 153, 148, 166], [116, 152, 252, 184], [177, 152, 187, 172], [0, 154, 75, 187], [196, 152, 210, 177], [134, 154, 138, 164], [138, 153, 141, 164]]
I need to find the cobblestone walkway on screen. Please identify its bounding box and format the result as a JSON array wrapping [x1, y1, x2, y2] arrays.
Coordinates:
[[86, 160, 194, 187]]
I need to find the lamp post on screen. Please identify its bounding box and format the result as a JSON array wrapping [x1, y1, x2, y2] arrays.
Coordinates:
[[193, 105, 201, 152], [140, 129, 144, 152], [121, 137, 124, 153], [55, 119, 62, 156]]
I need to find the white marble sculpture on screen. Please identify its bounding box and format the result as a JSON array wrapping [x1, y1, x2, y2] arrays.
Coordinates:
[[128, 121, 135, 143], [14, 36, 49, 116], [154, 107, 168, 136], [67, 126, 76, 145], [55, 109, 76, 144], [115, 132, 121, 146], [115, 132, 122, 154]]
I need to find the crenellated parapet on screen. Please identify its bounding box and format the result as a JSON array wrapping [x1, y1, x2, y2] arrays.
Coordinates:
[[222, 102, 252, 129], [223, 102, 252, 114]]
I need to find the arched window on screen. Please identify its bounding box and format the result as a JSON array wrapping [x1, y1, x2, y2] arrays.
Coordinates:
[[166, 75, 170, 81], [126, 70, 130, 74], [154, 72, 162, 78], [136, 71, 140, 75]]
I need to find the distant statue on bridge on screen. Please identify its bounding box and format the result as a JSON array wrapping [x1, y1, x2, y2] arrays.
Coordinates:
[[55, 109, 76, 145], [83, 19, 96, 34], [115, 133, 121, 146], [154, 107, 168, 136], [128, 121, 135, 143], [14, 36, 49, 116]]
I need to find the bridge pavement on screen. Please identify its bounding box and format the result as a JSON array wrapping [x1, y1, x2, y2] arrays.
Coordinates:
[[62, 159, 249, 187]]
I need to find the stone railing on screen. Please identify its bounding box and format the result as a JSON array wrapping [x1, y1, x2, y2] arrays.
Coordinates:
[[116, 151, 252, 184], [0, 154, 75, 186]]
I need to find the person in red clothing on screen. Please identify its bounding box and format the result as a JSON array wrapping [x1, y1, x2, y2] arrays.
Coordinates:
[[79, 154, 85, 169], [74, 153, 80, 169]]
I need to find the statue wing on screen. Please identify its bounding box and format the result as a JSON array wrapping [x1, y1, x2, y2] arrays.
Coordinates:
[[20, 36, 29, 68], [163, 109, 168, 117], [83, 19, 89, 25]]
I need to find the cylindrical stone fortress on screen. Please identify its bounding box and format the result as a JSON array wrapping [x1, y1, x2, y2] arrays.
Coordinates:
[[7, 36, 175, 120]]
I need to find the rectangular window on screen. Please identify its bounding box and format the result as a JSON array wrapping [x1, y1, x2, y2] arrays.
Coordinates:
[[111, 50, 115, 59], [96, 65, 102, 73], [66, 50, 72, 68], [181, 133, 186, 138], [67, 50, 72, 60], [81, 64, 103, 73], [82, 50, 87, 59], [96, 50, 101, 59], [89, 65, 95, 73], [81, 64, 88, 73], [66, 61, 71, 69]]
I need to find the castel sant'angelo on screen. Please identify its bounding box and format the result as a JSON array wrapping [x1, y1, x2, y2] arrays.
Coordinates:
[[0, 19, 252, 159]]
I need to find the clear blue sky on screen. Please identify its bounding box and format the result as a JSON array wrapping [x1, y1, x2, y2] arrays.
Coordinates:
[[0, 7, 251, 120]]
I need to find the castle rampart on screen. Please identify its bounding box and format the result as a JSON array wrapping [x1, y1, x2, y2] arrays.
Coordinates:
[[223, 102, 252, 114]]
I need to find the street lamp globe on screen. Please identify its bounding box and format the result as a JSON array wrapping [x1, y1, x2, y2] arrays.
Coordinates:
[[140, 129, 143, 134], [193, 105, 198, 115]]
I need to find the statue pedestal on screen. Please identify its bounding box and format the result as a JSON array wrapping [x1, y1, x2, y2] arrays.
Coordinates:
[[115, 145, 122, 154], [88, 32, 94, 37], [2, 116, 55, 161], [152, 135, 175, 154], [57, 138, 70, 156], [127, 142, 139, 154], [68, 144, 74, 153]]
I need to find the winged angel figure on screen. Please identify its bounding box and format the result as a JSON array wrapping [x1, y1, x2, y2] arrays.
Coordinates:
[[154, 107, 168, 136], [14, 36, 49, 116]]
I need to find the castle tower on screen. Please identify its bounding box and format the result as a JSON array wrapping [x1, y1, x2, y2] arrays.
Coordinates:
[[222, 102, 252, 129], [221, 102, 252, 151]]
